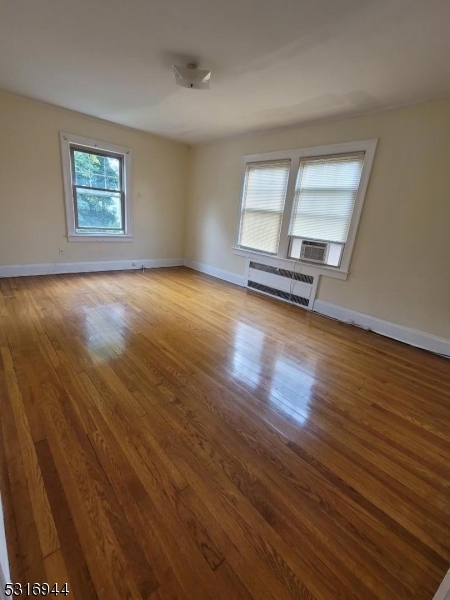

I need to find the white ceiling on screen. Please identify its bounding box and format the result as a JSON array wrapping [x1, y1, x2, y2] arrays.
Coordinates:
[[1, 0, 449, 144]]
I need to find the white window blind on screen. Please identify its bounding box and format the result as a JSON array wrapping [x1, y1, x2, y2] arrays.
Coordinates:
[[289, 152, 365, 244], [239, 160, 290, 254]]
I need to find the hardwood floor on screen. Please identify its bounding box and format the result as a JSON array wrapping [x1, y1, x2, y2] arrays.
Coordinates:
[[0, 267, 449, 599]]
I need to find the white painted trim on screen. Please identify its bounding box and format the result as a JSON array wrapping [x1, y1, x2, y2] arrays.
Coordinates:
[[433, 570, 450, 600], [242, 139, 378, 164], [278, 157, 300, 259], [314, 300, 450, 358], [67, 235, 134, 243], [0, 565, 6, 600], [234, 139, 378, 277], [0, 493, 10, 596], [341, 140, 377, 272], [184, 260, 245, 287], [60, 131, 133, 241], [0, 258, 183, 278]]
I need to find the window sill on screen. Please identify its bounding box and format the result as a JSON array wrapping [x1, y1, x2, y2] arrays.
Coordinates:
[[232, 247, 349, 280], [67, 234, 134, 243]]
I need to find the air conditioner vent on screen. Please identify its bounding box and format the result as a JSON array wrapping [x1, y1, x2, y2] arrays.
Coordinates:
[[249, 261, 314, 284], [300, 241, 328, 264], [248, 281, 309, 307]]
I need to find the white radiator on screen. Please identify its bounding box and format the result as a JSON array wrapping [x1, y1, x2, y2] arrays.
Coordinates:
[[245, 259, 319, 310]]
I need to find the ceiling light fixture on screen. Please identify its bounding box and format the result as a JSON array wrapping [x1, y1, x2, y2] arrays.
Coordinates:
[[172, 63, 211, 90]]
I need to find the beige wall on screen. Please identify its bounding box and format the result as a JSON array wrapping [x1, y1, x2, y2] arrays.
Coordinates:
[[0, 90, 188, 265], [186, 100, 450, 339], [1, 90, 449, 339]]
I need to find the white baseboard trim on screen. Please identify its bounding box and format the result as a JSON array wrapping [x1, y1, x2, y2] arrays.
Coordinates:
[[433, 570, 450, 600], [0, 258, 184, 278], [0, 494, 10, 594], [184, 259, 245, 287], [314, 300, 450, 357]]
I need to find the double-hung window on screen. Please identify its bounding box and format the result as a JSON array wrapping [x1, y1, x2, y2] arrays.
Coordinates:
[[238, 160, 290, 254], [60, 132, 132, 241], [236, 140, 377, 277]]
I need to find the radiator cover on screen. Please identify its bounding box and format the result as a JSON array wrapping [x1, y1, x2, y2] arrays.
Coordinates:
[[245, 259, 319, 310]]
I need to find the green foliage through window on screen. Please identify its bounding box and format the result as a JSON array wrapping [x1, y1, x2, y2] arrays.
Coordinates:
[[72, 149, 124, 232]]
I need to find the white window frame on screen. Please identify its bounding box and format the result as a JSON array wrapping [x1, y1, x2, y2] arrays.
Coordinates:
[[234, 139, 377, 280], [60, 132, 133, 242]]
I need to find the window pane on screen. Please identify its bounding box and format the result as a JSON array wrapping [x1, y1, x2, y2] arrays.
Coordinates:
[[106, 176, 119, 189], [75, 188, 123, 231], [75, 173, 90, 186], [289, 153, 364, 243], [90, 174, 107, 188], [241, 211, 283, 254], [239, 161, 290, 254], [73, 150, 120, 190]]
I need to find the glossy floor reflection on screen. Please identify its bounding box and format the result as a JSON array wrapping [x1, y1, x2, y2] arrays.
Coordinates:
[[230, 321, 312, 425], [0, 267, 449, 600]]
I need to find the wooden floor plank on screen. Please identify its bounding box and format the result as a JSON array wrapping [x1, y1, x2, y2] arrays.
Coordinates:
[[35, 439, 98, 600], [1, 347, 59, 558], [0, 363, 47, 585], [39, 381, 145, 600]]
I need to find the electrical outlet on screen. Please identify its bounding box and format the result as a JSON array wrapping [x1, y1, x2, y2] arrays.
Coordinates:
[[58, 247, 64, 255]]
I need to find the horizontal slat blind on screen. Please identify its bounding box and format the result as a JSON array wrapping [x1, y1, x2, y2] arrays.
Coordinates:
[[239, 160, 290, 254], [289, 152, 365, 243]]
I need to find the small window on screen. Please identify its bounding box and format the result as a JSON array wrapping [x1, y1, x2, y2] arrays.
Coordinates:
[[60, 133, 132, 241], [235, 140, 377, 276], [71, 148, 124, 235]]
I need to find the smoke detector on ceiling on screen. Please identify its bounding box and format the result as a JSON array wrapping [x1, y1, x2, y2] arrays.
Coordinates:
[[172, 63, 211, 90]]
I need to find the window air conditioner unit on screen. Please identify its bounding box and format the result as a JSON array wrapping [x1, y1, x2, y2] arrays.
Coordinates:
[[300, 240, 328, 264]]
